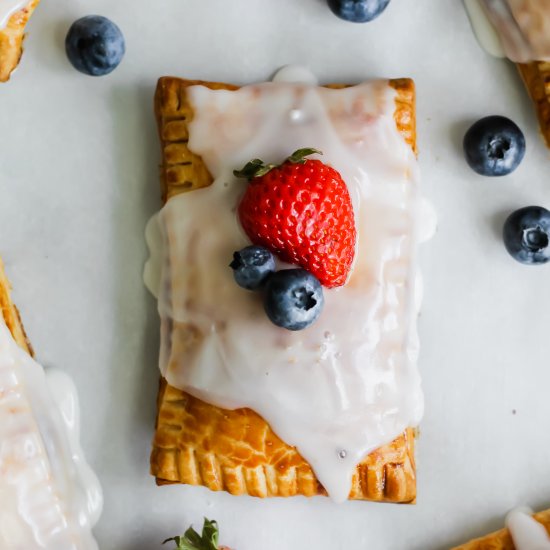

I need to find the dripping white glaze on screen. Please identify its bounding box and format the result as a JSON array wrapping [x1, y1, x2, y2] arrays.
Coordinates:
[[44, 370, 103, 528], [144, 213, 165, 298], [464, 0, 507, 58], [145, 67, 434, 502], [0, 318, 102, 549], [272, 64, 319, 85], [144, 180, 436, 299], [465, 0, 550, 62], [0, 0, 28, 30]]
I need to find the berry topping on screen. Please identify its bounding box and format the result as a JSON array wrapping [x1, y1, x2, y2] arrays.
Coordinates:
[[230, 246, 276, 290], [234, 148, 356, 288], [327, 0, 391, 23], [263, 269, 324, 331], [463, 116, 525, 176], [503, 206, 550, 265], [65, 16, 125, 76]]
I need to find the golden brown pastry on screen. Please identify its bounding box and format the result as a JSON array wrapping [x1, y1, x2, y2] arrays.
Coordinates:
[[0, 258, 32, 352], [517, 61, 550, 148], [149, 76, 419, 502], [452, 509, 550, 550], [0, 0, 40, 82]]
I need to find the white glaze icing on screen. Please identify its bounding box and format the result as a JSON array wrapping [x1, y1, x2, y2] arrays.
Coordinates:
[[144, 186, 437, 300], [0, 0, 28, 30], [464, 0, 507, 58], [465, 0, 550, 62], [506, 508, 550, 550], [272, 64, 319, 85], [146, 67, 433, 502], [144, 214, 164, 298], [44, 370, 103, 528], [0, 318, 102, 549]]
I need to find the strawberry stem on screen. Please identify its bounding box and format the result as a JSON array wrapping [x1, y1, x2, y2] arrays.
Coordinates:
[[233, 159, 276, 179], [287, 148, 322, 164], [233, 148, 323, 180], [163, 518, 220, 550]]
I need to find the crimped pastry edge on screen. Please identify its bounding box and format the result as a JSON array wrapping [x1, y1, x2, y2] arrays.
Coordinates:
[[150, 75, 419, 502]]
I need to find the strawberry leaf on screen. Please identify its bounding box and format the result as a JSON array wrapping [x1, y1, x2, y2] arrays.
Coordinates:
[[233, 159, 274, 180], [163, 519, 220, 550], [200, 519, 219, 548], [286, 148, 323, 164], [234, 148, 323, 180]]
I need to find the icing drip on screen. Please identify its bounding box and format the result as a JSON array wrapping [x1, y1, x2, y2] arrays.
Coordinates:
[[506, 508, 550, 550]]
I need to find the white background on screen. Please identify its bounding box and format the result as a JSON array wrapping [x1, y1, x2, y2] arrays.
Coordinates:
[[1, 1, 550, 549]]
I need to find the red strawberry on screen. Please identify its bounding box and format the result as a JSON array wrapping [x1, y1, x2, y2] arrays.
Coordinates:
[[234, 148, 356, 288]]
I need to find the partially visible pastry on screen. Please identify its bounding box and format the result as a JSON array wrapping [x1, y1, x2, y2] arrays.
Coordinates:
[[0, 258, 102, 549], [465, 1, 550, 148], [0, 0, 40, 82]]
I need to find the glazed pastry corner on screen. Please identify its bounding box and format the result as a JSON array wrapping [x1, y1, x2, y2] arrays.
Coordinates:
[[0, 0, 40, 82], [452, 509, 550, 550], [464, 0, 550, 149]]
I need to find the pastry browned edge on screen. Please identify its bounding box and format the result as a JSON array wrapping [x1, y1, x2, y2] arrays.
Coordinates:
[[0, 0, 40, 82], [150, 76, 418, 502], [0, 259, 32, 356], [517, 61, 550, 149], [452, 509, 550, 549]]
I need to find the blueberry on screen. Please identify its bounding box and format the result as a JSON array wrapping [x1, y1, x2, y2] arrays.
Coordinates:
[[503, 206, 550, 265], [463, 116, 525, 176], [65, 16, 125, 76], [327, 0, 391, 23], [230, 246, 276, 290], [263, 269, 324, 331]]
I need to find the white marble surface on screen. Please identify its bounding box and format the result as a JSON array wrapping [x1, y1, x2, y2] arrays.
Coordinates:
[[0, 1, 549, 549]]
